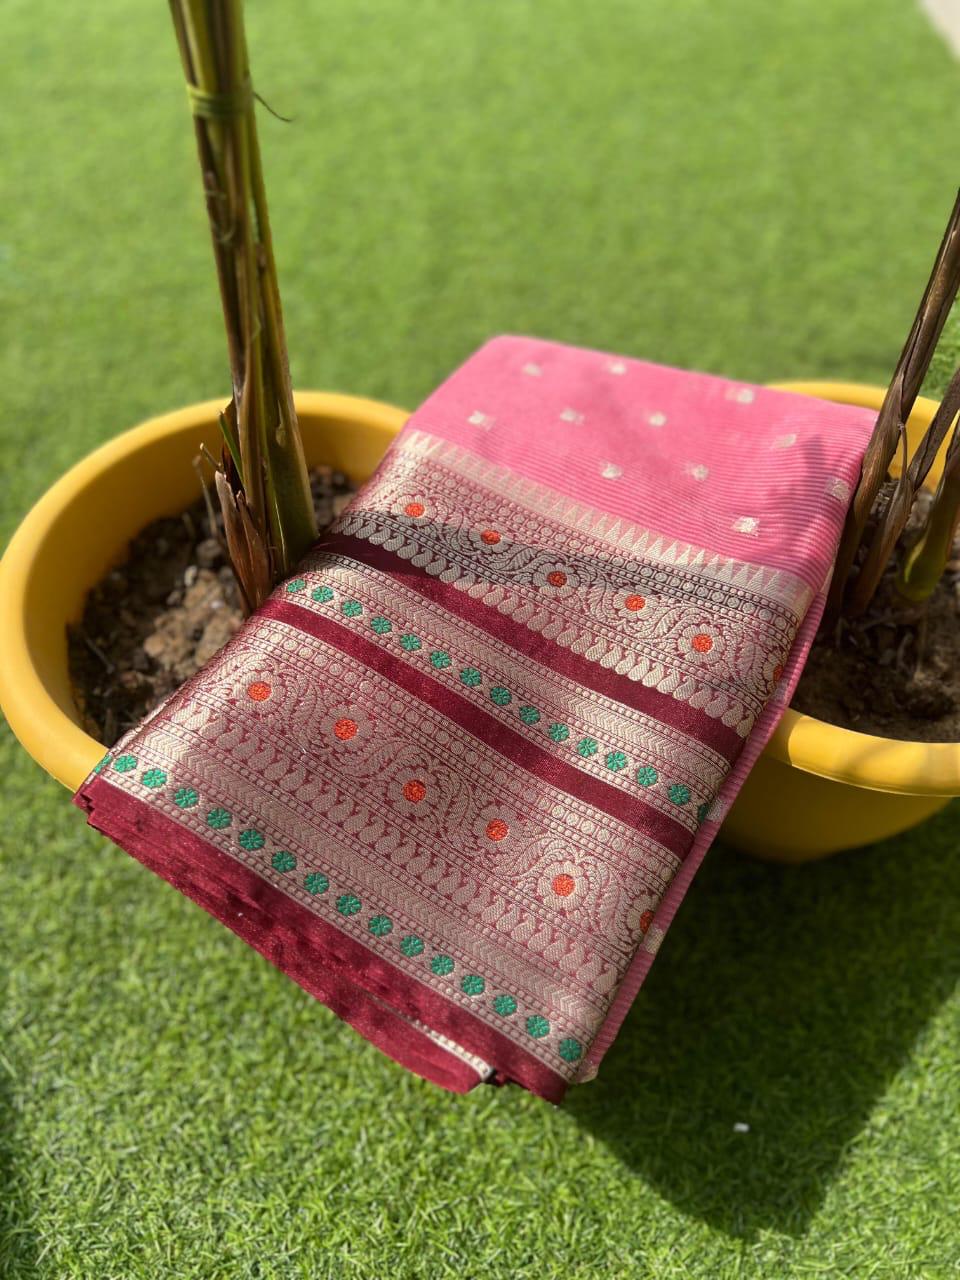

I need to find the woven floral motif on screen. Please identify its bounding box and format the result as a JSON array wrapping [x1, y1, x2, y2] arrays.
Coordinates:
[[336, 432, 806, 737], [293, 552, 729, 828], [76, 336, 873, 1102]]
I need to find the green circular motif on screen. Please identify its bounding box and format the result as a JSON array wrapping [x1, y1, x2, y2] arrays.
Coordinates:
[[605, 751, 628, 772], [400, 634, 422, 651], [548, 724, 569, 743], [370, 616, 392, 635], [459, 667, 482, 687], [668, 783, 691, 805], [173, 787, 198, 809], [493, 994, 517, 1016], [337, 894, 362, 916], [312, 585, 334, 603], [697, 801, 711, 824], [341, 599, 363, 618], [304, 872, 329, 895], [577, 737, 598, 758], [368, 914, 393, 937], [558, 1037, 583, 1062], [519, 706, 540, 725], [113, 754, 137, 773], [461, 974, 485, 996], [400, 934, 424, 957], [206, 807, 231, 829], [93, 753, 112, 774], [526, 1015, 551, 1039], [635, 765, 658, 787], [141, 768, 167, 788], [430, 954, 455, 976], [239, 828, 265, 851], [489, 686, 511, 706], [272, 850, 297, 873], [285, 578, 306, 593], [429, 650, 451, 669]]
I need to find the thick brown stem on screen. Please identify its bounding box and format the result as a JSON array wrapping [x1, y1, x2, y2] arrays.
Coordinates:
[[825, 189, 960, 623]]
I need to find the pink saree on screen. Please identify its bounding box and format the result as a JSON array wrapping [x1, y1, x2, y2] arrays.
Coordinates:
[[75, 337, 873, 1101]]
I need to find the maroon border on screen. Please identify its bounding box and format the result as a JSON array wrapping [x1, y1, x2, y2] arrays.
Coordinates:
[[315, 531, 747, 761], [75, 777, 569, 1103]]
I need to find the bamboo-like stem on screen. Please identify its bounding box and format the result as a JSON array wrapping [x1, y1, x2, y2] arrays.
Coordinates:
[[239, 9, 315, 571], [826, 190, 960, 623], [169, 3, 243, 402], [848, 363, 960, 615], [167, 0, 317, 608]]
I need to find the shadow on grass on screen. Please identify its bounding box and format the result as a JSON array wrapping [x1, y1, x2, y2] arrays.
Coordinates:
[[567, 802, 960, 1239]]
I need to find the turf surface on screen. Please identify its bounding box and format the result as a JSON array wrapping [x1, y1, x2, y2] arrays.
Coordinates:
[[2, 0, 960, 1275]]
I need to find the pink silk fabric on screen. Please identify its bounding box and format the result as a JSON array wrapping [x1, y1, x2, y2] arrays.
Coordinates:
[[75, 337, 874, 1102]]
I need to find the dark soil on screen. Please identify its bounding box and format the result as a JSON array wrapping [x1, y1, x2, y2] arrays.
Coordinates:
[[68, 468, 354, 746], [794, 491, 960, 742]]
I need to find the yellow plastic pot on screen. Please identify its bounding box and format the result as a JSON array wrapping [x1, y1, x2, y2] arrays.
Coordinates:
[[723, 382, 960, 861], [1, 383, 957, 861], [0, 393, 407, 792]]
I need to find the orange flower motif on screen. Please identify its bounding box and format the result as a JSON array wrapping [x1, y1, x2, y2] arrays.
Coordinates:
[[468, 525, 511, 556], [679, 621, 723, 664], [473, 803, 521, 847], [533, 564, 578, 597], [760, 651, 786, 691], [321, 705, 371, 751], [393, 764, 439, 814], [613, 587, 657, 622], [397, 494, 433, 526], [537, 858, 588, 907], [625, 892, 661, 941], [247, 681, 272, 702]]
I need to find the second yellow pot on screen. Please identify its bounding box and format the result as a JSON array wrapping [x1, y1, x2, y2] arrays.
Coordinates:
[[723, 382, 960, 861]]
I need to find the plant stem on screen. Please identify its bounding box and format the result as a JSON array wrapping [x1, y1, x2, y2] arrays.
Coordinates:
[[826, 189, 960, 622], [168, 0, 317, 607], [897, 418, 960, 603]]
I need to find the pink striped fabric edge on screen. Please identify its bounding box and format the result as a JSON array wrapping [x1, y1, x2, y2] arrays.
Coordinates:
[[584, 578, 830, 1068]]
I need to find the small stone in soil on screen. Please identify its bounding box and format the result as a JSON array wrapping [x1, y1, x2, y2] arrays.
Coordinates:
[[195, 538, 222, 569]]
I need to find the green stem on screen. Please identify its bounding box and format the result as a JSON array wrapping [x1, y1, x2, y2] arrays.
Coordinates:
[[897, 435, 960, 603]]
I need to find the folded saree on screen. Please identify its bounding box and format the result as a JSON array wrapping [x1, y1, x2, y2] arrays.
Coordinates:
[[75, 337, 873, 1101]]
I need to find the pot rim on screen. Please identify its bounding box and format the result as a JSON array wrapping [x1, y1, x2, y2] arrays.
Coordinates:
[[0, 392, 408, 790], [766, 381, 960, 796]]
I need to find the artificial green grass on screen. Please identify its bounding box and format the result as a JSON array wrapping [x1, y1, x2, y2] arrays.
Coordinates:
[[2, 0, 959, 1275]]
